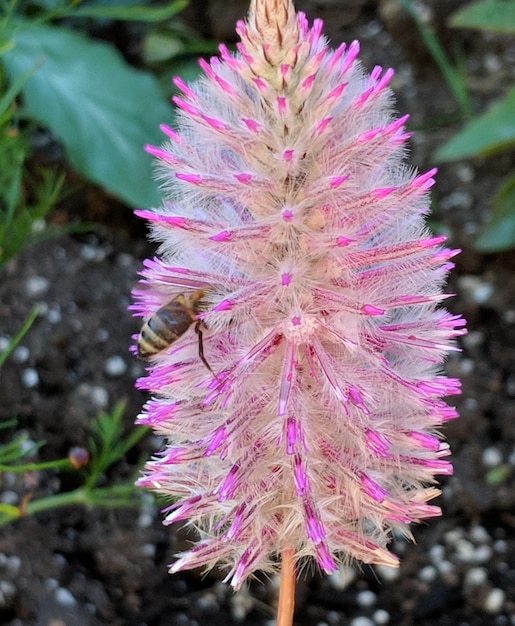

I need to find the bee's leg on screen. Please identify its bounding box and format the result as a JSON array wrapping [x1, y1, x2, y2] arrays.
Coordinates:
[[194, 321, 216, 376]]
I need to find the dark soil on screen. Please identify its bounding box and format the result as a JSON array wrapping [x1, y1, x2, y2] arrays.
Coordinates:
[[1, 1, 514, 625]]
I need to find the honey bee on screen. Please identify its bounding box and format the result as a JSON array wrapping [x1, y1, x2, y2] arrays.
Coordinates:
[[137, 290, 214, 374]]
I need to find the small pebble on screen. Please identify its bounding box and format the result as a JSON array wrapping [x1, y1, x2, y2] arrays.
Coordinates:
[[429, 544, 445, 563], [356, 590, 377, 608], [458, 276, 494, 305], [436, 560, 454, 577], [12, 345, 30, 363], [104, 355, 127, 378], [0, 580, 16, 605], [0, 336, 10, 352], [494, 540, 508, 554], [328, 566, 356, 590], [474, 544, 493, 564], [463, 397, 479, 411], [470, 526, 490, 544], [373, 609, 390, 625], [55, 586, 76, 607], [455, 164, 475, 183], [350, 617, 374, 626], [89, 385, 109, 409], [459, 358, 474, 375], [455, 539, 475, 563], [46, 307, 62, 324], [21, 368, 39, 388], [483, 588, 505, 614], [25, 275, 49, 297], [419, 565, 437, 583], [374, 565, 400, 583], [462, 330, 484, 349], [464, 567, 488, 588], [80, 244, 107, 262], [5, 555, 21, 575], [96, 328, 110, 342], [482, 447, 503, 468]]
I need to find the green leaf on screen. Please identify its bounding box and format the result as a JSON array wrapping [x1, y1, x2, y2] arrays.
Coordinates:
[[2, 23, 172, 208], [63, 1, 188, 23], [475, 173, 515, 252], [450, 1, 515, 34], [435, 86, 515, 161]]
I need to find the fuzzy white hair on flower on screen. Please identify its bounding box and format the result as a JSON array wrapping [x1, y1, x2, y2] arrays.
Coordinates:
[[132, 0, 465, 589]]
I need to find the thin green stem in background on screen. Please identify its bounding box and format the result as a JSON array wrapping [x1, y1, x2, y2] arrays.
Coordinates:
[[399, 0, 472, 118]]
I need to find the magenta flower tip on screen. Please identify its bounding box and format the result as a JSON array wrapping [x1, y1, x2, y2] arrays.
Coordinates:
[[132, 0, 464, 588]]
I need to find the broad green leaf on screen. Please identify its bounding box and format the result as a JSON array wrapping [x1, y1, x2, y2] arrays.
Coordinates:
[[63, 1, 188, 23], [475, 173, 515, 252], [450, 1, 515, 33], [3, 23, 173, 208], [436, 86, 515, 161]]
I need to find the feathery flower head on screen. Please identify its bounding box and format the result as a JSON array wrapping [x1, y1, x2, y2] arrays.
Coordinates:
[[133, 0, 465, 588]]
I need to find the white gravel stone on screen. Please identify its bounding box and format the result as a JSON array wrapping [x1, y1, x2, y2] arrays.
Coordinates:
[[12, 345, 30, 363], [458, 275, 494, 305], [103, 355, 127, 377], [25, 275, 49, 297], [459, 358, 474, 375], [328, 565, 357, 590], [89, 385, 109, 409], [419, 565, 437, 583], [21, 368, 39, 388], [5, 555, 21, 575], [455, 164, 475, 183], [483, 588, 505, 614], [436, 560, 454, 577], [455, 539, 475, 563], [462, 330, 484, 349], [464, 567, 488, 588], [429, 543, 445, 563], [470, 526, 490, 544], [0, 336, 10, 352], [373, 609, 390, 625], [494, 539, 508, 554], [55, 586, 77, 607], [0, 580, 16, 605], [375, 565, 400, 583], [356, 590, 377, 608], [350, 617, 374, 626], [482, 447, 503, 468], [474, 544, 493, 564], [46, 306, 62, 324]]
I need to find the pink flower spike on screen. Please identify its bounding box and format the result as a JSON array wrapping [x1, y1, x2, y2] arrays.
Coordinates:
[[132, 0, 464, 589]]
